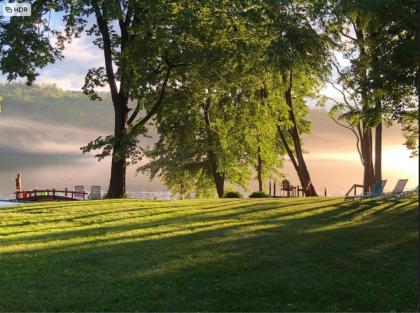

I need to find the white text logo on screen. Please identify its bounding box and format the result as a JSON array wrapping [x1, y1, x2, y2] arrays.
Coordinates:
[[2, 2, 31, 17]]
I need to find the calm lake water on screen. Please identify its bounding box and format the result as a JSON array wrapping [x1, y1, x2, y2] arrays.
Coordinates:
[[0, 150, 417, 199], [0, 153, 170, 199], [0, 201, 20, 207], [0, 116, 418, 199]]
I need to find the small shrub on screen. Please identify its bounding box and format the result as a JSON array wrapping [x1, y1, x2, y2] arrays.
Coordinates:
[[223, 191, 243, 198], [249, 191, 269, 198]]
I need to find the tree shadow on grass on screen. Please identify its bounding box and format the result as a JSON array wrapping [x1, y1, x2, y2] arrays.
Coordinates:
[[0, 199, 342, 244], [0, 198, 335, 233], [0, 197, 417, 311]]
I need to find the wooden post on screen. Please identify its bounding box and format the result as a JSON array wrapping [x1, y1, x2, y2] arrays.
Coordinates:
[[53, 188, 56, 199], [273, 180, 276, 197], [65, 188, 68, 197], [324, 188, 327, 197], [34, 189, 38, 201], [269, 181, 272, 197]]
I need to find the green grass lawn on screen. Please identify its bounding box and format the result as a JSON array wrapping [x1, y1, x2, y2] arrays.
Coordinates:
[[0, 197, 418, 311]]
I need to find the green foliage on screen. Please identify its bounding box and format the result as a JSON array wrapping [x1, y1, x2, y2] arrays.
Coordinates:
[[401, 112, 419, 157], [323, 0, 418, 152], [249, 191, 269, 198], [139, 1, 329, 195], [0, 2, 65, 84], [223, 191, 243, 198], [1, 1, 330, 198]]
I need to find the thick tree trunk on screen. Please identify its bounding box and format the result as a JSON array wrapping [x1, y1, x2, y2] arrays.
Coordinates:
[[203, 99, 225, 198], [108, 159, 127, 198], [282, 72, 318, 196], [107, 104, 129, 198], [213, 170, 225, 198], [374, 121, 382, 184], [257, 145, 263, 192], [355, 24, 376, 193], [95, 7, 130, 198], [416, 0, 420, 306], [208, 149, 225, 197], [361, 126, 375, 192], [279, 130, 317, 196], [374, 98, 382, 184]]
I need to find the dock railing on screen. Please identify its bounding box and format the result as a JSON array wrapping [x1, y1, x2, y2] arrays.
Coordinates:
[[15, 188, 88, 201]]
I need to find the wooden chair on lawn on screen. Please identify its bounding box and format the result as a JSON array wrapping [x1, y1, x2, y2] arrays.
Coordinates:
[[281, 179, 293, 197]]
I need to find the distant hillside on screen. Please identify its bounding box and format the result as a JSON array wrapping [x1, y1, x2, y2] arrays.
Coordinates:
[[0, 83, 357, 131], [0, 83, 113, 131], [0, 82, 404, 151]]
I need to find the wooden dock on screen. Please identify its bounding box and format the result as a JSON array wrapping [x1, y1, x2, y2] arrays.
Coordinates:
[[15, 189, 88, 202]]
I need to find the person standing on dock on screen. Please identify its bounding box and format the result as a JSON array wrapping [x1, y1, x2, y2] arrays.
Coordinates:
[[15, 173, 23, 199]]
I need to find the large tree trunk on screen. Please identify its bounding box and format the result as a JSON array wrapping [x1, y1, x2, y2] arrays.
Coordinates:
[[108, 159, 127, 198], [281, 70, 318, 196], [374, 121, 382, 184], [208, 148, 225, 197], [211, 161, 225, 198], [361, 126, 375, 192], [203, 99, 225, 198], [279, 129, 317, 196], [416, 0, 420, 306], [257, 145, 263, 192], [95, 7, 130, 198], [355, 23, 376, 193], [107, 105, 129, 198]]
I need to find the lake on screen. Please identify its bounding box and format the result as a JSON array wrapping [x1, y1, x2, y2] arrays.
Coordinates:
[[0, 148, 417, 199], [0, 115, 417, 199]]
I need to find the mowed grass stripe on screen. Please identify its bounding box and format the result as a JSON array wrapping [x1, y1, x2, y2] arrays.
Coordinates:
[[0, 197, 417, 311]]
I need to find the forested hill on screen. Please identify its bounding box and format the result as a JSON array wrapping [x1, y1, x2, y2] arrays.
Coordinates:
[[0, 83, 403, 145], [0, 83, 113, 131], [0, 83, 336, 130]]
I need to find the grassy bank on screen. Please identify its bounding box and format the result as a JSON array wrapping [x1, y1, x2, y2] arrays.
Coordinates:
[[0, 197, 417, 311]]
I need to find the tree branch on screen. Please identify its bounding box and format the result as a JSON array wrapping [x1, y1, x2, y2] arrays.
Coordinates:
[[278, 127, 299, 173], [356, 123, 365, 165], [93, 3, 119, 104], [326, 80, 359, 110], [127, 100, 141, 125], [339, 30, 357, 42], [331, 60, 345, 78], [129, 67, 172, 131], [330, 115, 364, 164]]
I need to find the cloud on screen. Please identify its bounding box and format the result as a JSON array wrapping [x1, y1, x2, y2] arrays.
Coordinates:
[[0, 34, 105, 91], [37, 35, 105, 90]]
